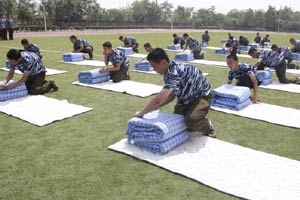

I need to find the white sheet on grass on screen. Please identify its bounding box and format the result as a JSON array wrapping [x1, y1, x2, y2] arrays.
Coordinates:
[[127, 53, 148, 58], [260, 81, 300, 94], [60, 60, 110, 67], [188, 60, 227, 67], [0, 68, 67, 76], [108, 135, 300, 200], [211, 102, 300, 129], [0, 95, 92, 126], [72, 80, 162, 98], [132, 69, 209, 77]]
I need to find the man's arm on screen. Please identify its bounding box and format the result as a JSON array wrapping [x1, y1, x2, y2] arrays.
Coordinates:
[[4, 68, 15, 84], [253, 59, 262, 68], [73, 45, 84, 53], [100, 64, 121, 73], [227, 79, 232, 84], [135, 89, 175, 117], [249, 73, 259, 103], [2, 71, 29, 90]]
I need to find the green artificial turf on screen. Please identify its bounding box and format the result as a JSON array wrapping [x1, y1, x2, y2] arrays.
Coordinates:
[[0, 31, 299, 200]]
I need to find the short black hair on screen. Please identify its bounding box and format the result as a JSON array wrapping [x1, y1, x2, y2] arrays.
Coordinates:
[[7, 49, 21, 60], [205, 30, 208, 33], [144, 43, 151, 48], [21, 39, 29, 45], [239, 36, 243, 39], [147, 48, 169, 63], [173, 33, 177, 37], [227, 53, 238, 61], [102, 41, 112, 48], [266, 34, 269, 37], [290, 38, 295, 42], [271, 44, 279, 50], [229, 36, 233, 40], [183, 33, 189, 38], [119, 36, 124, 40], [248, 48, 257, 55], [69, 35, 77, 40]]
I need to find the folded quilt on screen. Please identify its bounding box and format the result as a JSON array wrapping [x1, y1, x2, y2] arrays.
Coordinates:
[[200, 43, 208, 48], [63, 53, 84, 62], [292, 53, 300, 61], [0, 81, 28, 101], [212, 84, 251, 104], [78, 69, 110, 84], [134, 61, 154, 71], [212, 97, 251, 110], [167, 44, 181, 50], [174, 52, 194, 61], [126, 110, 187, 143], [239, 46, 251, 51], [215, 49, 230, 55], [250, 43, 260, 49], [132, 131, 189, 155], [117, 47, 133, 56], [257, 70, 272, 86]]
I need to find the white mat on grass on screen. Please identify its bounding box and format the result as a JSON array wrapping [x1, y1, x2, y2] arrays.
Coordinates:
[[60, 60, 109, 67], [270, 68, 300, 75], [72, 80, 162, 97], [260, 81, 300, 94], [127, 53, 148, 58], [188, 60, 227, 67], [108, 135, 300, 200], [132, 69, 209, 77], [0, 95, 92, 126], [211, 102, 300, 129], [0, 68, 67, 76]]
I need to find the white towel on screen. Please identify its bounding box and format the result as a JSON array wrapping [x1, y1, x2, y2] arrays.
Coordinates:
[[0, 68, 67, 76]]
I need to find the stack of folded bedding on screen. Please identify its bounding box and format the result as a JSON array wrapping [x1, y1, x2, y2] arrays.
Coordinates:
[[5, 60, 11, 69], [134, 61, 154, 71], [212, 84, 251, 110], [264, 42, 270, 47], [78, 69, 110, 84], [257, 69, 272, 85], [215, 49, 230, 55], [0, 80, 28, 101], [63, 53, 84, 62], [126, 110, 189, 155], [174, 52, 194, 61], [292, 53, 300, 61], [200, 43, 208, 48], [167, 44, 181, 50], [117, 47, 133, 56], [250, 43, 260, 49], [239, 46, 251, 51]]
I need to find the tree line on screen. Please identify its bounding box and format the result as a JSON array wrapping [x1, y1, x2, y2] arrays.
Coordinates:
[[1, 0, 300, 32]]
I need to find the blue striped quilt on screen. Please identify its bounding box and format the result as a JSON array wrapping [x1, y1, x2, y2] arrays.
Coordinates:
[[212, 97, 251, 110], [174, 52, 194, 61], [134, 61, 153, 71], [78, 69, 110, 84], [0, 81, 28, 101], [126, 110, 187, 143], [132, 131, 189, 155], [212, 84, 251, 104], [257, 70, 272, 86]]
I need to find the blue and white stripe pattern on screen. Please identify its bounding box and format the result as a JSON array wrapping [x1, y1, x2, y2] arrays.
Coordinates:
[[126, 110, 189, 155], [134, 61, 153, 71], [11, 52, 46, 77], [116, 47, 133, 56], [78, 69, 110, 84], [124, 36, 138, 45], [163, 61, 211, 105], [256, 69, 272, 85], [0, 81, 28, 101], [258, 50, 285, 69], [167, 44, 181, 50], [24, 43, 40, 54], [73, 39, 92, 51], [212, 84, 251, 110], [228, 63, 262, 86], [107, 49, 130, 69], [63, 53, 84, 62], [185, 37, 200, 49], [174, 52, 194, 61], [279, 47, 293, 59]]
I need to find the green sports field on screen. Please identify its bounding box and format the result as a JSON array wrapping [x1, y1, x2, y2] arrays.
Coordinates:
[[0, 31, 299, 200]]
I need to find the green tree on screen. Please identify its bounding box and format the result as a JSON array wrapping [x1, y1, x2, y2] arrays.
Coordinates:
[[0, 0, 17, 16], [17, 0, 37, 24], [265, 6, 277, 31], [160, 0, 173, 24]]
